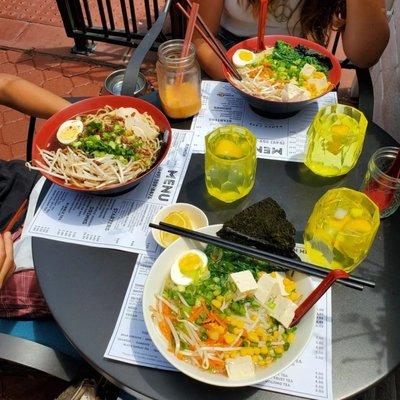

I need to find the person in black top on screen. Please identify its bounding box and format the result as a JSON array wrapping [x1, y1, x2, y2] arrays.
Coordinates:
[[0, 73, 69, 294]]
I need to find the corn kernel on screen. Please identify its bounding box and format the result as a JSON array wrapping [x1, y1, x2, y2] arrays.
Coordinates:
[[255, 327, 265, 337], [250, 314, 258, 321], [253, 348, 261, 355], [283, 278, 292, 286], [273, 331, 280, 339], [252, 355, 259, 363], [223, 332, 236, 345], [208, 331, 219, 341], [258, 360, 266, 366], [235, 319, 244, 329], [247, 331, 259, 342], [270, 272, 277, 278], [216, 325, 225, 334], [287, 333, 295, 344], [211, 299, 222, 309], [216, 295, 224, 302], [289, 292, 301, 302], [230, 350, 239, 358], [240, 348, 248, 356], [260, 346, 269, 355], [233, 327, 242, 335], [275, 346, 284, 354]]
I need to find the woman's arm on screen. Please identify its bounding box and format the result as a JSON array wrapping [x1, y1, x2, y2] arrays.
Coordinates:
[[342, 0, 389, 68], [0, 233, 15, 289], [0, 73, 70, 119], [192, 0, 226, 80]]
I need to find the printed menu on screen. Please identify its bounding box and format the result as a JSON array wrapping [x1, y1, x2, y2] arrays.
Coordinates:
[[191, 80, 337, 162], [105, 245, 333, 400], [25, 129, 194, 257]]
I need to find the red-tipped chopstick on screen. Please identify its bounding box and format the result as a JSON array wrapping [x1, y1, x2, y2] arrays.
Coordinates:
[[177, 1, 242, 80], [1, 199, 28, 235], [257, 0, 268, 51], [290, 269, 349, 327]]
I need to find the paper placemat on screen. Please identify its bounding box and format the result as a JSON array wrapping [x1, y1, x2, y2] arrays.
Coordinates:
[[25, 129, 194, 257], [191, 80, 337, 162], [105, 245, 333, 400]]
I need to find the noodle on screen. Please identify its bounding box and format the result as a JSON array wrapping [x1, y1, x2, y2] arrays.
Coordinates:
[[27, 106, 162, 189]]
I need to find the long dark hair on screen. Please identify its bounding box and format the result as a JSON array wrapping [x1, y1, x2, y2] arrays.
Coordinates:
[[240, 0, 346, 47]]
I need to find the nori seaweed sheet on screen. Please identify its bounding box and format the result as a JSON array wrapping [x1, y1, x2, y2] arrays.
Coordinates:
[[217, 198, 296, 258]]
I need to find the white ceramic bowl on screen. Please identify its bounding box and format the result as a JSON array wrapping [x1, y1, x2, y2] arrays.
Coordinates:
[[151, 203, 209, 248], [143, 224, 317, 387]]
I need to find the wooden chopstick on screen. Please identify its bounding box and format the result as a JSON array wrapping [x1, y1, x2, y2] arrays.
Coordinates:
[[176, 2, 242, 80], [183, 0, 234, 68], [1, 199, 28, 235], [150, 222, 375, 290]]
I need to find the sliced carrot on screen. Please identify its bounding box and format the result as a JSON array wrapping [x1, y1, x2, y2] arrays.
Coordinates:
[[162, 302, 172, 318], [189, 305, 204, 322], [206, 312, 226, 326], [159, 319, 172, 342], [209, 358, 225, 370]]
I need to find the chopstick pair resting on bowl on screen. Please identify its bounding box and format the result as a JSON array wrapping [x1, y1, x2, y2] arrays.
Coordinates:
[[150, 221, 375, 327]]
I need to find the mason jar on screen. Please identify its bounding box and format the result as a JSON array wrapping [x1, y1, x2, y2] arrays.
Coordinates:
[[156, 39, 201, 119], [361, 147, 400, 218]]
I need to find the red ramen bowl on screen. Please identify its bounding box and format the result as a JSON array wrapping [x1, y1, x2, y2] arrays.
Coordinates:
[[32, 95, 172, 196], [223, 35, 341, 117]]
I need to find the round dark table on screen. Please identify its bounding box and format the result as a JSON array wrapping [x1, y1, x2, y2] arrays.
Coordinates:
[[33, 93, 400, 400]]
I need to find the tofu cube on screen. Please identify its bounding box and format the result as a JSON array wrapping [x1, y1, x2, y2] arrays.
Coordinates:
[[300, 63, 316, 79], [255, 274, 280, 305], [226, 356, 255, 379], [281, 83, 311, 102], [230, 270, 258, 295], [266, 295, 297, 328]]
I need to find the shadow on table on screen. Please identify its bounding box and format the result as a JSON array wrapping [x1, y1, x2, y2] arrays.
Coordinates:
[[331, 207, 400, 395]]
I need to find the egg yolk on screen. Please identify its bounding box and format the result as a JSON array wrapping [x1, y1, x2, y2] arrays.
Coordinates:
[[179, 253, 204, 276], [238, 51, 253, 61], [214, 139, 243, 159], [60, 127, 79, 140]]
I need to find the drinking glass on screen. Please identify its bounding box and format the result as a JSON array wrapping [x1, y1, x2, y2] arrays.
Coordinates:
[[304, 104, 368, 177], [304, 188, 380, 272], [362, 147, 400, 218], [205, 125, 257, 203]]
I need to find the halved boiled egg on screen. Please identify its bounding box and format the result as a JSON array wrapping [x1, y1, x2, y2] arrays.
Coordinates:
[[56, 119, 83, 145], [170, 249, 209, 286], [232, 49, 256, 68]]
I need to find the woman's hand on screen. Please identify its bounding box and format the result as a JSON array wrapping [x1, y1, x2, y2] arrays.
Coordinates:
[[0, 232, 16, 289]]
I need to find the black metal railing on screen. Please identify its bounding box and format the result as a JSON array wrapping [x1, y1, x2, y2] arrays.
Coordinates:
[[56, 0, 182, 53]]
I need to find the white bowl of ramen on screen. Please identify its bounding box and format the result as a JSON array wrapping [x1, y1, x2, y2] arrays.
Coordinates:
[[143, 224, 317, 387]]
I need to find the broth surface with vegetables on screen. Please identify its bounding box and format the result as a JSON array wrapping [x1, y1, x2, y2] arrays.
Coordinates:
[[28, 106, 161, 189], [231, 40, 333, 102], [151, 245, 301, 379]]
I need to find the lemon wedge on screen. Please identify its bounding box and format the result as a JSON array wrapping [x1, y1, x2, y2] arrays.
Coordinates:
[[56, 119, 83, 145], [160, 211, 192, 247]]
